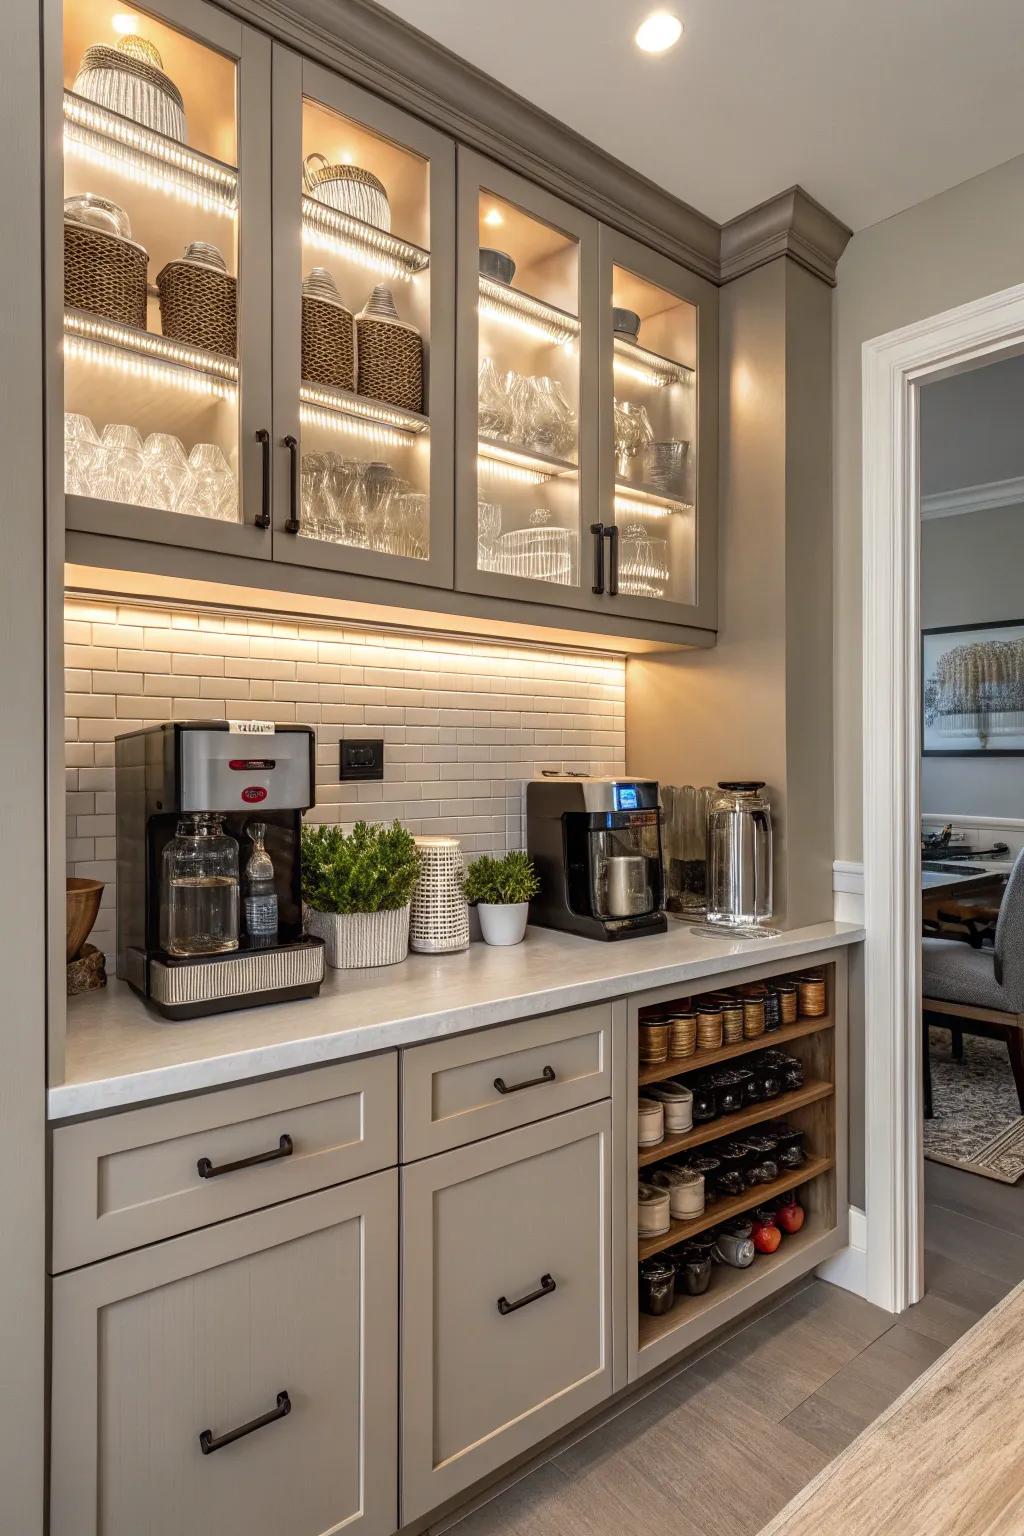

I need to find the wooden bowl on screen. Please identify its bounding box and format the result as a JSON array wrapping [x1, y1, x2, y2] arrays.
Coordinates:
[[66, 876, 104, 962]]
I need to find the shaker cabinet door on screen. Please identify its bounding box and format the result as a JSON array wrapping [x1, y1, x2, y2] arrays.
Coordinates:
[[51, 1174, 398, 1536], [61, 0, 274, 557], [597, 225, 719, 630], [401, 1103, 613, 1522], [269, 48, 456, 589]]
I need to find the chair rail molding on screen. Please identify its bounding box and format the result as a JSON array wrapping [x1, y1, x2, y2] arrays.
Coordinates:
[[861, 276, 1024, 1315]]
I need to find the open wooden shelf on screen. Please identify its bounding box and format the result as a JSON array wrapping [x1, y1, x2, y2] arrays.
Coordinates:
[[637, 1154, 834, 1259], [638, 1079, 833, 1168], [638, 1221, 825, 1350], [638, 1014, 833, 1088]]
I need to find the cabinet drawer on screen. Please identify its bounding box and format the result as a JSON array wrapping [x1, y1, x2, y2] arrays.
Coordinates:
[[52, 1054, 397, 1271], [51, 1173, 398, 1536], [401, 1003, 611, 1159], [401, 1102, 612, 1521]]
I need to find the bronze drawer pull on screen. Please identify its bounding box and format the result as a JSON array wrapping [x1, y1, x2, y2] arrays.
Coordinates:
[[254, 428, 271, 528], [283, 434, 301, 532], [493, 1064, 556, 1095], [604, 524, 619, 597], [497, 1273, 556, 1315], [196, 1133, 294, 1179], [590, 522, 605, 594], [199, 1390, 291, 1454]]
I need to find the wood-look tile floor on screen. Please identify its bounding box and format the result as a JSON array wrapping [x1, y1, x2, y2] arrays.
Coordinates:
[[438, 1193, 1024, 1536]]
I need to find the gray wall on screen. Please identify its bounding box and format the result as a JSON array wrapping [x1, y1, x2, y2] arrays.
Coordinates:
[[920, 353, 1024, 497], [833, 150, 1024, 1210], [920, 501, 1024, 819]]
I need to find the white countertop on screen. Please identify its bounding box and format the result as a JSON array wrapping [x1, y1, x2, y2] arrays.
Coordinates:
[[53, 919, 863, 1120]]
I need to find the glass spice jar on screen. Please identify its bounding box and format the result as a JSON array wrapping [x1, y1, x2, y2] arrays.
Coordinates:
[[638, 1256, 676, 1316]]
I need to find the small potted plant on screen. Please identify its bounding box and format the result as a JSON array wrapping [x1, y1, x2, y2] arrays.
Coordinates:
[[301, 820, 421, 969], [462, 851, 539, 946]]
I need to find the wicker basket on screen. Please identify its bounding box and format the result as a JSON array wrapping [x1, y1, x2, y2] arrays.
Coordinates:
[[74, 40, 187, 142], [303, 153, 391, 231], [409, 837, 469, 954], [64, 220, 148, 329], [156, 257, 237, 355], [301, 269, 355, 390], [356, 286, 423, 413]]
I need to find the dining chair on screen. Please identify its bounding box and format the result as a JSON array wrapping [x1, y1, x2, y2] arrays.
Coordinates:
[[922, 848, 1024, 1117]]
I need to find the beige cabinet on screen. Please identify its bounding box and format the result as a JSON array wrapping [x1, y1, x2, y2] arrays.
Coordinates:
[[51, 1173, 398, 1536], [400, 1102, 613, 1522]]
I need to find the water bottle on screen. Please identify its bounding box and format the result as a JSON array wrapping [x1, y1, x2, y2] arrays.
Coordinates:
[[244, 822, 279, 947]]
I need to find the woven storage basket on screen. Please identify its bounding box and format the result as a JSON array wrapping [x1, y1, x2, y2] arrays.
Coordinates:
[[301, 269, 355, 390], [156, 258, 237, 355], [64, 221, 148, 328], [409, 837, 469, 954], [303, 903, 410, 969], [356, 286, 424, 413], [74, 39, 187, 142], [303, 153, 391, 231]]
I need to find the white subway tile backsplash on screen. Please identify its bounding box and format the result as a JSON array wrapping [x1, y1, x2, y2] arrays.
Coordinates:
[[64, 599, 626, 958]]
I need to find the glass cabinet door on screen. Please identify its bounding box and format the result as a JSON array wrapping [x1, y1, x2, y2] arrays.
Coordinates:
[[455, 149, 600, 612], [599, 227, 718, 629], [60, 0, 272, 557], [271, 52, 455, 588]]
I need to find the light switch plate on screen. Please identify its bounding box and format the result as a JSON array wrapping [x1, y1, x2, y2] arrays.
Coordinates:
[[340, 738, 384, 781]]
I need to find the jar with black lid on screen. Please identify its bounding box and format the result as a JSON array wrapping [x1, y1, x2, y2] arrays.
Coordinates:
[[776, 1054, 804, 1090], [691, 1080, 718, 1123], [670, 1245, 712, 1296], [638, 1256, 676, 1316], [733, 1066, 760, 1105], [763, 988, 782, 1032], [768, 1123, 806, 1167], [708, 1069, 745, 1116], [686, 1153, 720, 1200]]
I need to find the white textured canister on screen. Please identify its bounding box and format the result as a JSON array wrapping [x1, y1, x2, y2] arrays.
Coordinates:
[[409, 836, 470, 954]]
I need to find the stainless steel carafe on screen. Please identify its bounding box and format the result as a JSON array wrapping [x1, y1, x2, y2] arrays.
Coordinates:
[[705, 782, 773, 929]]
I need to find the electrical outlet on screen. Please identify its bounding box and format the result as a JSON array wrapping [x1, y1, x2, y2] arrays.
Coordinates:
[[340, 738, 384, 781]]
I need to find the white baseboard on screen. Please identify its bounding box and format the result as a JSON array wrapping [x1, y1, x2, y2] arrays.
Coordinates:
[[833, 859, 864, 923], [816, 1206, 867, 1297]]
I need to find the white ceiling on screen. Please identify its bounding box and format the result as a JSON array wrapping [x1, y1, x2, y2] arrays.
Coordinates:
[[374, 0, 1024, 231]]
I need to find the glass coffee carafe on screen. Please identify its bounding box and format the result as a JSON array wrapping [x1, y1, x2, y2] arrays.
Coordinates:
[[160, 813, 240, 956]]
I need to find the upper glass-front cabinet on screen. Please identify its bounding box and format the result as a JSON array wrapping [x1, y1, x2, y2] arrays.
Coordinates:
[[271, 53, 455, 588], [60, 0, 272, 556], [599, 227, 718, 629], [456, 150, 599, 612]]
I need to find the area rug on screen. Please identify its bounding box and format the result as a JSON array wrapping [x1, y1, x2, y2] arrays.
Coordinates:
[[924, 1028, 1024, 1183]]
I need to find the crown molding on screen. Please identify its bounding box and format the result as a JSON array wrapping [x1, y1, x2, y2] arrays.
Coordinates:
[[219, 0, 850, 289], [719, 186, 853, 287], [921, 473, 1024, 520]]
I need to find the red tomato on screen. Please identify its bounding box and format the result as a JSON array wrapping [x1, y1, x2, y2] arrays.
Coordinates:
[[752, 1220, 782, 1254], [777, 1200, 805, 1235]]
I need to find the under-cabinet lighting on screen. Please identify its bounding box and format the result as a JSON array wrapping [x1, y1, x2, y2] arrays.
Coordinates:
[[63, 92, 237, 215], [478, 277, 580, 347], [477, 438, 577, 482], [477, 454, 545, 488], [299, 383, 428, 436], [63, 310, 238, 399], [613, 337, 691, 387], [614, 494, 673, 520], [301, 195, 429, 283], [299, 404, 416, 451]]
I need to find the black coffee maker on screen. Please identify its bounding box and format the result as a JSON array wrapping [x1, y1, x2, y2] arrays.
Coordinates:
[[526, 776, 666, 940], [115, 721, 324, 1019]]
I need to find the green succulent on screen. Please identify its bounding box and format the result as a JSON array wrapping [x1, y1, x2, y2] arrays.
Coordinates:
[[301, 821, 421, 915], [462, 851, 540, 907]]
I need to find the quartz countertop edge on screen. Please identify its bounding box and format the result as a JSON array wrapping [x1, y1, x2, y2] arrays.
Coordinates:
[[52, 920, 864, 1120]]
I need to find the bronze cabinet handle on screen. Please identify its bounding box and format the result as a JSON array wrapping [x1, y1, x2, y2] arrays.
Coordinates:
[[254, 428, 271, 528], [497, 1274, 556, 1315], [493, 1064, 556, 1095], [199, 1390, 291, 1454], [196, 1133, 294, 1180], [590, 522, 605, 594], [604, 524, 619, 596], [283, 434, 300, 532]]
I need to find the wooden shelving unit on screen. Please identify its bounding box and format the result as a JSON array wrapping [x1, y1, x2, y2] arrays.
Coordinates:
[[630, 954, 847, 1383], [638, 1078, 833, 1168]]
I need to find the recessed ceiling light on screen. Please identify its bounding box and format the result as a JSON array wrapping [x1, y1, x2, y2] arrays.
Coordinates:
[[111, 12, 139, 33], [483, 208, 503, 227], [635, 11, 682, 53]]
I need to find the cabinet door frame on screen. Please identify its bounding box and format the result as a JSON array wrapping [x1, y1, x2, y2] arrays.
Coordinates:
[[50, 1172, 398, 1536], [401, 1101, 613, 1520], [455, 147, 604, 615], [270, 48, 456, 589], [56, 0, 274, 558], [598, 225, 719, 630]]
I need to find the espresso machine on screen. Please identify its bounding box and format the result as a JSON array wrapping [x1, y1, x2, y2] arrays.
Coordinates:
[[115, 721, 325, 1019], [526, 776, 666, 940]]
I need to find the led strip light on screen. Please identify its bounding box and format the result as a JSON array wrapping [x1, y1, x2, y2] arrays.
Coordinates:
[[299, 405, 414, 451], [614, 491, 692, 519], [299, 383, 428, 436], [478, 276, 580, 347], [301, 195, 429, 283], [477, 437, 577, 484], [613, 335, 691, 387], [63, 310, 238, 399], [63, 92, 237, 215]]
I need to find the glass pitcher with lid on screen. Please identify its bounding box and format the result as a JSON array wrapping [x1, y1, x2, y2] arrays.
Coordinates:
[[705, 782, 775, 932], [159, 812, 240, 956]]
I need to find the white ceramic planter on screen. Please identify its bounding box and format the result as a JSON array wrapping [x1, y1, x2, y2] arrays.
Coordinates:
[[477, 901, 529, 946], [303, 903, 411, 968]]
